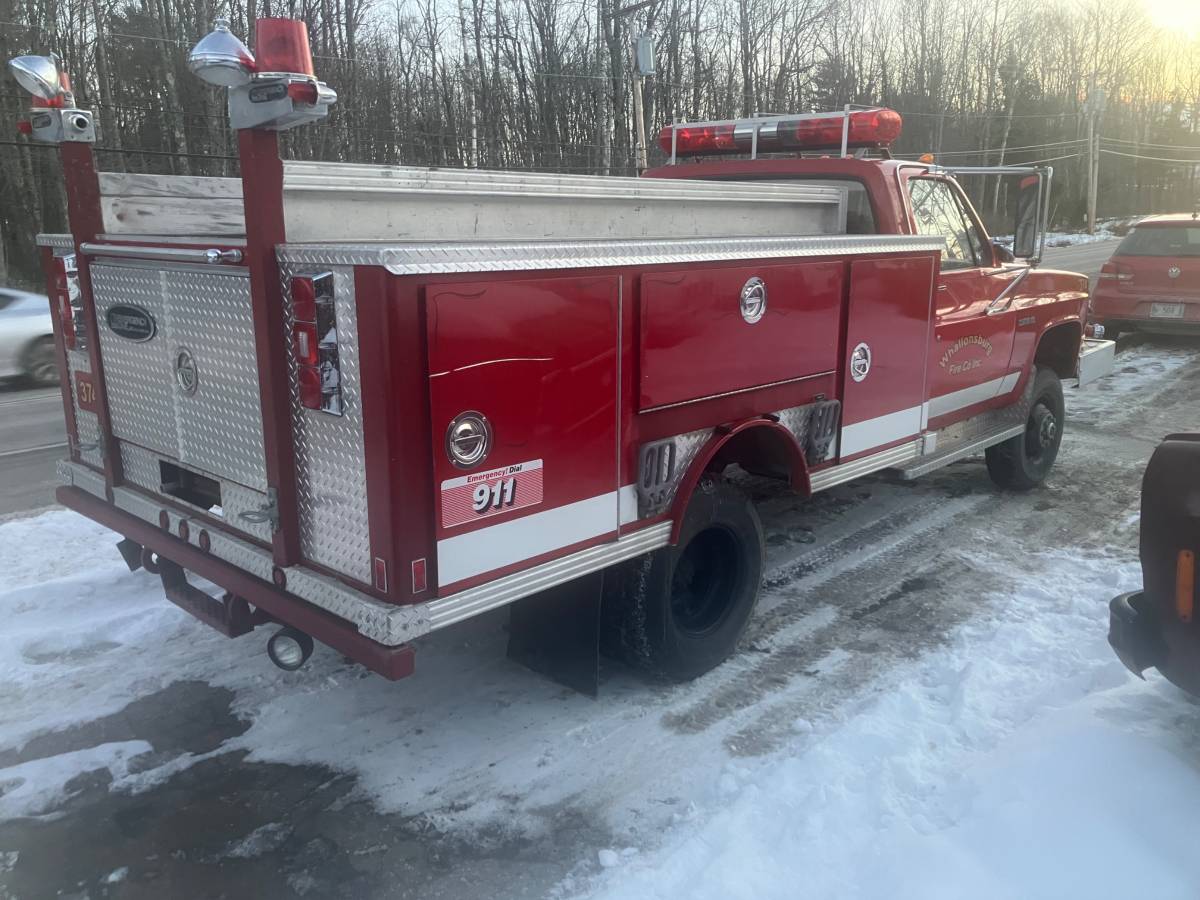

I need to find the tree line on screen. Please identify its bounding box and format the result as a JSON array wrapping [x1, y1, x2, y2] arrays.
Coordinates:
[[1, 0, 1198, 286]]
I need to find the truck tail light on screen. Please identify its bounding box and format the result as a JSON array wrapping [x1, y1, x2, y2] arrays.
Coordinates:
[[51, 253, 83, 351], [1099, 262, 1132, 282], [1177, 549, 1195, 624], [290, 272, 343, 415], [57, 292, 76, 350], [658, 108, 902, 157]]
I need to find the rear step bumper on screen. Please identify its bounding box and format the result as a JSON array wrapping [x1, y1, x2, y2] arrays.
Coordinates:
[[58, 481, 417, 680], [58, 461, 672, 675]]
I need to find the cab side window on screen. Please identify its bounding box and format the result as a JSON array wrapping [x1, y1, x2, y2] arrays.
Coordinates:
[[908, 178, 980, 270]]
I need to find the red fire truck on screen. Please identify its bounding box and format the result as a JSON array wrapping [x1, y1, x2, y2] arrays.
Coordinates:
[[8, 19, 1112, 693]]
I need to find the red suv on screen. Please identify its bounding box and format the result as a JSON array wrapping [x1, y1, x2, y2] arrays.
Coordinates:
[[1092, 214, 1200, 338]]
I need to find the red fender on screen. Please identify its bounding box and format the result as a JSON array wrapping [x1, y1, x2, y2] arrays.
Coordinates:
[[667, 417, 810, 544]]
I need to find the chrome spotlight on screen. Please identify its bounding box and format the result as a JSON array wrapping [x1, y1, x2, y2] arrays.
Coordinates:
[[188, 18, 255, 87], [8, 54, 61, 101]]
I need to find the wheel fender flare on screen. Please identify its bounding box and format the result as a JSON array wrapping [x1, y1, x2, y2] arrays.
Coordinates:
[[1032, 319, 1084, 381], [667, 418, 810, 544]]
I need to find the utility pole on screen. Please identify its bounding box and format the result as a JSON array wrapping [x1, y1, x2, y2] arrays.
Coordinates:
[[631, 33, 655, 171], [1084, 80, 1106, 234], [603, 0, 655, 173]]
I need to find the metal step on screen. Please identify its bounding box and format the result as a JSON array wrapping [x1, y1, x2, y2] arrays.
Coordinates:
[[896, 423, 1025, 480]]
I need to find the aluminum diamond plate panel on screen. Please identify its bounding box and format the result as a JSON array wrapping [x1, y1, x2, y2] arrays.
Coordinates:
[[636, 427, 712, 518], [119, 441, 273, 543], [66, 349, 104, 470], [279, 235, 944, 275], [36, 233, 74, 249], [89, 260, 268, 492], [278, 261, 372, 584]]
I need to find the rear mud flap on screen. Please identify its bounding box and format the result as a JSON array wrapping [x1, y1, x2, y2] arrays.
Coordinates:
[[507, 570, 604, 697]]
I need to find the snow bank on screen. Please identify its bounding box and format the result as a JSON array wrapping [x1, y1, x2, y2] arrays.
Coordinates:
[[580, 547, 1200, 900]]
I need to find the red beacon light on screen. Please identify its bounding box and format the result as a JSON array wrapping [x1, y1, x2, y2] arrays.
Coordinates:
[[658, 108, 902, 158]]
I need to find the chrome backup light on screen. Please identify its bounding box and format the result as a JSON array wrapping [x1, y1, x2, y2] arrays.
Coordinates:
[[267, 627, 314, 671], [188, 18, 255, 87]]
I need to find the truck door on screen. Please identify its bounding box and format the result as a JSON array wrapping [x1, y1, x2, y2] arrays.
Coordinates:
[[905, 174, 1021, 427]]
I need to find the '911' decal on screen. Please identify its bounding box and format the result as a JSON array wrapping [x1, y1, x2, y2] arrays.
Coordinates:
[[441, 459, 543, 528]]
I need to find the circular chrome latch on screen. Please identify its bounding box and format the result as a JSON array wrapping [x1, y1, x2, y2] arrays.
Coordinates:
[[849, 342, 872, 382], [446, 411, 492, 469], [1168, 265, 1181, 279], [174, 346, 199, 395], [740, 277, 767, 324]]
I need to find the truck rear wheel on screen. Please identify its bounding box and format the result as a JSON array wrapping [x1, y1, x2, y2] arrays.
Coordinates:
[[985, 366, 1064, 491], [602, 477, 763, 681]]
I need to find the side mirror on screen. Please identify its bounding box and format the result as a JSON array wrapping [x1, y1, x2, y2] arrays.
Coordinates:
[[992, 241, 1016, 264], [1013, 173, 1042, 260]]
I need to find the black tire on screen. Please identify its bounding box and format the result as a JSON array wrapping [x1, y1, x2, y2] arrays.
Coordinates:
[[985, 366, 1065, 491], [22, 336, 59, 387], [1100, 321, 1121, 341], [601, 477, 763, 681]]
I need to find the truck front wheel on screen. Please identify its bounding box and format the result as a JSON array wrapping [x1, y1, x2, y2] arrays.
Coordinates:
[[602, 477, 763, 681], [985, 366, 1065, 491]]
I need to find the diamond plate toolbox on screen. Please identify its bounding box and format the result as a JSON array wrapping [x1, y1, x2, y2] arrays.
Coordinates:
[[90, 260, 268, 492]]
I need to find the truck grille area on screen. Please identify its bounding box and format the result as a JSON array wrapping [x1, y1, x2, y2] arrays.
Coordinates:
[[90, 260, 268, 492]]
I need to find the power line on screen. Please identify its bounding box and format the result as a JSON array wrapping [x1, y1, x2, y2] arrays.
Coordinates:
[[1099, 148, 1200, 165], [1101, 135, 1200, 153], [907, 138, 1087, 158], [0, 139, 237, 161]]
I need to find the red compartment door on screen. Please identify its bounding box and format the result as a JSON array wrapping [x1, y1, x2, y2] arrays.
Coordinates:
[[427, 275, 620, 591], [838, 254, 938, 459], [639, 261, 843, 411]]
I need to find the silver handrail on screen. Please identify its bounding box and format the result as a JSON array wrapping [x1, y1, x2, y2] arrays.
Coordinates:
[[79, 243, 243, 265]]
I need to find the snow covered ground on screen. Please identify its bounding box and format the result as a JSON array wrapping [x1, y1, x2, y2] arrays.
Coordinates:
[[2, 337, 1200, 899]]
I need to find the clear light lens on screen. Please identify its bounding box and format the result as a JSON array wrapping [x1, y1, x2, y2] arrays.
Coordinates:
[[269, 634, 305, 669], [188, 18, 255, 87], [8, 55, 61, 101]]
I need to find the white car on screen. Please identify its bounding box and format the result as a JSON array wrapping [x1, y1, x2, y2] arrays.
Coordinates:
[[0, 287, 57, 386]]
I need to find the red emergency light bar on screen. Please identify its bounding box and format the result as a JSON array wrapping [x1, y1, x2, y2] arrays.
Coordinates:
[[658, 108, 902, 158]]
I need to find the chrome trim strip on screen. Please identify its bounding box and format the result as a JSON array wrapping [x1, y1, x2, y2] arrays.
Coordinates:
[[278, 235, 945, 275], [809, 439, 923, 493], [36, 233, 74, 249], [897, 424, 1025, 480], [80, 242, 244, 264], [640, 370, 836, 413], [426, 522, 673, 630]]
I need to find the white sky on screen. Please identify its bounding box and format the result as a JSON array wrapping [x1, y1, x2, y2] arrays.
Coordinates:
[[1143, 0, 1200, 35]]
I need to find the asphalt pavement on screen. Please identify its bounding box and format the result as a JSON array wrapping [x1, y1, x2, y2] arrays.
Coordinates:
[[0, 386, 67, 518], [0, 237, 1121, 520]]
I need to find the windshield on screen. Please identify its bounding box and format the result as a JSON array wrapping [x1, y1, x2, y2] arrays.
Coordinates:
[[1116, 225, 1200, 258]]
